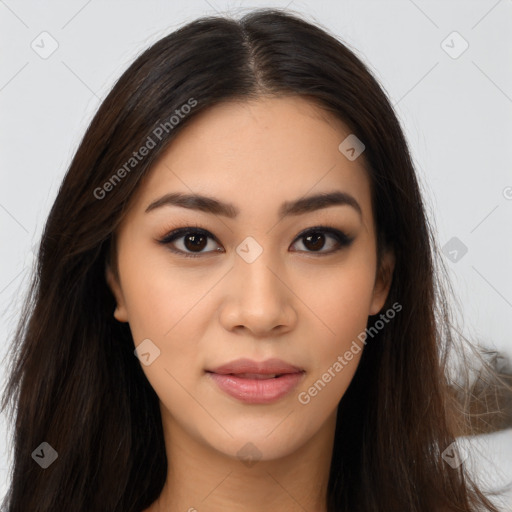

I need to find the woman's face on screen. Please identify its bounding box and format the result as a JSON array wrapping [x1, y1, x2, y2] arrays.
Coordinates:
[[107, 95, 394, 462]]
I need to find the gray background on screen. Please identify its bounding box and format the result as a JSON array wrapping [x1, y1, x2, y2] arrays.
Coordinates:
[[1, 0, 511, 507]]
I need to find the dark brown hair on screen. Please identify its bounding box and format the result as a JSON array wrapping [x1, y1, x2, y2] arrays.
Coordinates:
[[1, 8, 508, 511]]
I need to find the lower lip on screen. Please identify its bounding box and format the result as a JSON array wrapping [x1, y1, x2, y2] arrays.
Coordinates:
[[207, 372, 305, 404]]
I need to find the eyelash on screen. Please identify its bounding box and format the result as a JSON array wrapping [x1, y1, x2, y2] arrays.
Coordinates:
[[157, 224, 354, 259]]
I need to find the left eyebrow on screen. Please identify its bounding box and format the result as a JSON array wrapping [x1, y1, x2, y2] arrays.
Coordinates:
[[145, 191, 362, 220]]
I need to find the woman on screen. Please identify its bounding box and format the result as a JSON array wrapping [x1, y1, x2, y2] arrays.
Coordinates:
[[1, 8, 507, 512]]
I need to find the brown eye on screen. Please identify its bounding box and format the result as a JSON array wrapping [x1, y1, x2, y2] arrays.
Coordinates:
[[290, 227, 353, 255], [303, 232, 327, 251], [158, 228, 223, 258], [182, 233, 208, 252]]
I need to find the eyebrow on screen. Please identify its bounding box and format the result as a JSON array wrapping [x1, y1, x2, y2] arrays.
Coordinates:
[[145, 190, 362, 219]]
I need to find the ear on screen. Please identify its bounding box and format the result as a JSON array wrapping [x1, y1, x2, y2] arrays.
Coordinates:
[[369, 248, 395, 316], [105, 265, 129, 323]]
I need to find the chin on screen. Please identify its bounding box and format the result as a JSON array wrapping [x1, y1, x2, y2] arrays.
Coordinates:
[[195, 420, 316, 465]]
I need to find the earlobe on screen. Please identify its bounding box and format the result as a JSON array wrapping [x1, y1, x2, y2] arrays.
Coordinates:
[[369, 249, 395, 316], [105, 265, 129, 323]]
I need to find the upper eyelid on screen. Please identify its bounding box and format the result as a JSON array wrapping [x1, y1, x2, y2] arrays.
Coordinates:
[[159, 225, 346, 240], [160, 226, 221, 244]]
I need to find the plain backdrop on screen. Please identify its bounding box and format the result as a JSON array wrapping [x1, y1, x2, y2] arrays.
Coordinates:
[[1, 0, 511, 508]]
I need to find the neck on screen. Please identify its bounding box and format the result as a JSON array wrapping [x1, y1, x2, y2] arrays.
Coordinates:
[[147, 409, 336, 512]]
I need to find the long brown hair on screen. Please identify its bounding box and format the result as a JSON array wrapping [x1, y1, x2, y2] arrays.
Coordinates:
[[1, 8, 507, 511]]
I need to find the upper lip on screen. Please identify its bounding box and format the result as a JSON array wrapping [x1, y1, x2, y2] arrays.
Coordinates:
[[207, 358, 304, 375]]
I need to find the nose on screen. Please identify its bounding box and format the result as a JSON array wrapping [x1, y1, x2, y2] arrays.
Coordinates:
[[219, 249, 297, 337]]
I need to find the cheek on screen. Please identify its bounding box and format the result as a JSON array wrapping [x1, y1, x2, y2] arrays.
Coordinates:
[[117, 250, 211, 413], [116, 239, 225, 378], [295, 253, 376, 395], [298, 255, 377, 339], [117, 241, 207, 342]]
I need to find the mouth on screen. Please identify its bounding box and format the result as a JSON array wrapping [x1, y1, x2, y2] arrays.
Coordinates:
[[206, 358, 305, 404]]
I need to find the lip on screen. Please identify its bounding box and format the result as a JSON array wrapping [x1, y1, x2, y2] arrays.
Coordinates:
[[206, 358, 305, 404], [208, 358, 304, 375]]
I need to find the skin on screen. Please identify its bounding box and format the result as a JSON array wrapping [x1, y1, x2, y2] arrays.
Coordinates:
[[106, 95, 395, 512]]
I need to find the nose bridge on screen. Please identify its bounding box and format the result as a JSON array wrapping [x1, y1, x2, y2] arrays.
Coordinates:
[[222, 236, 294, 333], [235, 239, 283, 307]]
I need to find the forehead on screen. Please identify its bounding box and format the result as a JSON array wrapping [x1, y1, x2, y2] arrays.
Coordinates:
[[130, 95, 373, 223]]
